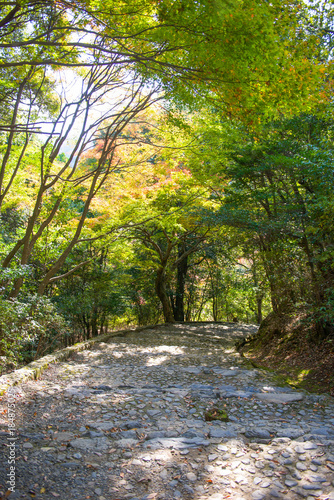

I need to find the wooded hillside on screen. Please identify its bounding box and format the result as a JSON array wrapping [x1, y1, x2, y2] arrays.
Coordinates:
[[0, 0, 333, 390]]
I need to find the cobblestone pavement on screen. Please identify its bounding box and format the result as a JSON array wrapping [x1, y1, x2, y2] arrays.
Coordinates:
[[1, 322, 334, 500]]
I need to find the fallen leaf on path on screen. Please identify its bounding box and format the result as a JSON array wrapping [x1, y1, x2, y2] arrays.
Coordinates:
[[0, 491, 11, 500], [137, 477, 151, 484]]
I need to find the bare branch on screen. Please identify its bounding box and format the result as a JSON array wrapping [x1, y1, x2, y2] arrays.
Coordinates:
[[49, 260, 91, 283]]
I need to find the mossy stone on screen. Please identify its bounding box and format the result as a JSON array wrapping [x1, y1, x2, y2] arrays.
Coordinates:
[[204, 407, 229, 422]]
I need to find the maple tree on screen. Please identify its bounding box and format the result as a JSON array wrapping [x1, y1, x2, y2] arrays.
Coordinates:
[[110, 151, 214, 322], [0, 66, 161, 298]]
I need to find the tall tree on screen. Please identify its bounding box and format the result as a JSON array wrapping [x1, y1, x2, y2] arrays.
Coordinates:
[[189, 111, 334, 336], [0, 65, 161, 297], [116, 162, 216, 322]]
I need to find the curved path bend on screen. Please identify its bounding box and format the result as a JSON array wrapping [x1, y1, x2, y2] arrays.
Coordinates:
[[1, 322, 334, 500]]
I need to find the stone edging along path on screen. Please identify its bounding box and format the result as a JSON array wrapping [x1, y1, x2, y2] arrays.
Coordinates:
[[0, 325, 161, 395], [0, 322, 240, 394]]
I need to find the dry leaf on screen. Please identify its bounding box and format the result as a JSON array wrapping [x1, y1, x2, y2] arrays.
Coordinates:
[[0, 491, 12, 500], [138, 477, 151, 484]]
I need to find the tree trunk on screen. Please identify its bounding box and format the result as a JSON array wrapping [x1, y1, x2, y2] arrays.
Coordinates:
[[256, 296, 263, 324], [174, 247, 188, 321], [155, 267, 175, 323], [212, 296, 218, 322], [91, 306, 98, 337]]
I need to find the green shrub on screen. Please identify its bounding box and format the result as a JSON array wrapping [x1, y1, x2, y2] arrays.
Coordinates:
[[0, 295, 69, 374]]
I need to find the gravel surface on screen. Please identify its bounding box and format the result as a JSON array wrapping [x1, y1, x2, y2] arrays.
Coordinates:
[[1, 322, 333, 500]]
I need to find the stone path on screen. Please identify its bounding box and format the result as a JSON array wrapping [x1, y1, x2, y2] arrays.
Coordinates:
[[1, 322, 334, 500]]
